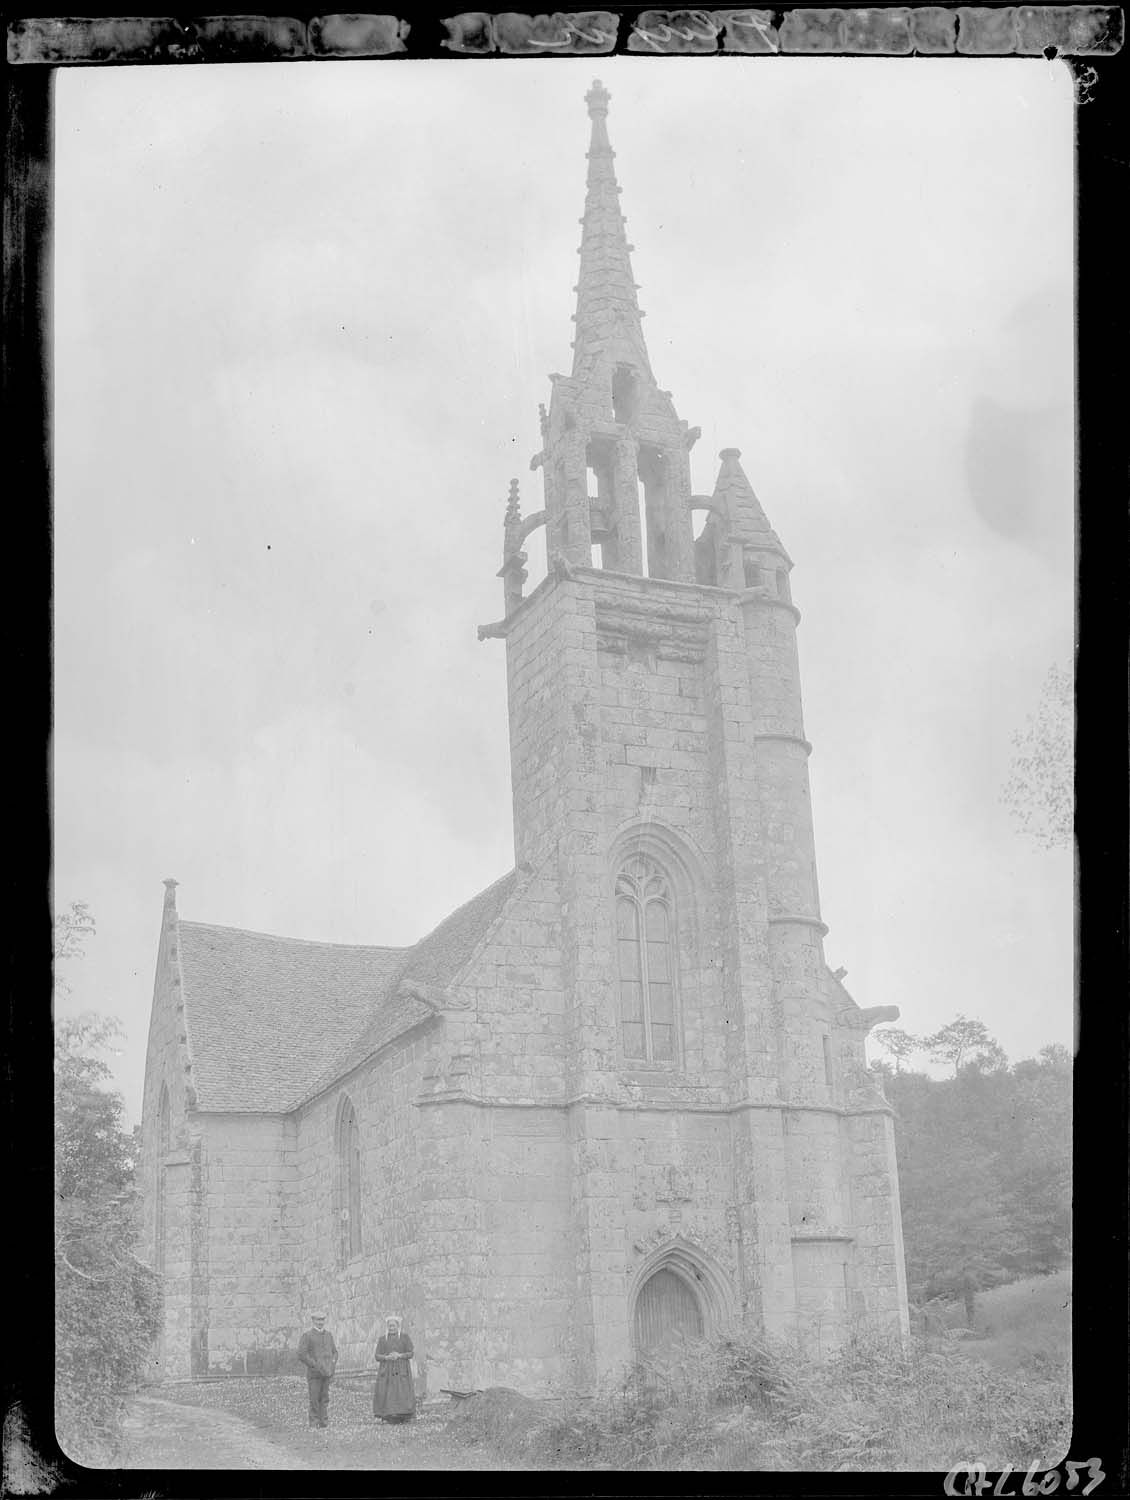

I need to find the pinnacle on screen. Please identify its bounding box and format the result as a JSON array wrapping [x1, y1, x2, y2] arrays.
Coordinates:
[[712, 449, 789, 560], [504, 478, 521, 525]]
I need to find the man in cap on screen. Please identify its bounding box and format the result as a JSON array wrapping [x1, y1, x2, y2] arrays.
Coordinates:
[[297, 1311, 338, 1428]]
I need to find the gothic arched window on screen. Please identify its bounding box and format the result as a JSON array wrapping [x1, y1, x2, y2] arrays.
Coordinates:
[[155, 1084, 170, 1273], [616, 855, 677, 1063], [336, 1097, 362, 1264]]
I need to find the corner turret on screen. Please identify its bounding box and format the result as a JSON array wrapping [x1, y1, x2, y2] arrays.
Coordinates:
[[693, 448, 795, 600]]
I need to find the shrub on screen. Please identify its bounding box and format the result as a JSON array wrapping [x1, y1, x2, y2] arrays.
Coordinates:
[[440, 1317, 1070, 1473]]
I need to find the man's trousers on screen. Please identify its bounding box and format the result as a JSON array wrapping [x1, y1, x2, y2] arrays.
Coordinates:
[[307, 1373, 331, 1426]]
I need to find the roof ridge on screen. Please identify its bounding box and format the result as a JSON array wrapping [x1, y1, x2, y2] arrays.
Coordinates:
[[427, 867, 525, 996], [403, 867, 517, 952], [177, 919, 411, 954], [287, 996, 439, 1113]]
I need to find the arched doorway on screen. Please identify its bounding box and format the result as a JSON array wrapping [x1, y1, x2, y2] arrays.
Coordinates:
[[633, 1266, 705, 1359]]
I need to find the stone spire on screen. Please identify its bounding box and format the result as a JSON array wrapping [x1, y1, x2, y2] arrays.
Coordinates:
[[572, 79, 653, 386], [712, 448, 791, 564]]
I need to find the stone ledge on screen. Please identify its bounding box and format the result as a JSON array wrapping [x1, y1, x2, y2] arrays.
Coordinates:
[[753, 731, 813, 755], [767, 914, 830, 936], [414, 1092, 894, 1120], [739, 588, 802, 624]]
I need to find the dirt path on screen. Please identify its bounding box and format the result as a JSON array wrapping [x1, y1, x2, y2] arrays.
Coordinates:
[[121, 1389, 527, 1471], [122, 1395, 312, 1470]]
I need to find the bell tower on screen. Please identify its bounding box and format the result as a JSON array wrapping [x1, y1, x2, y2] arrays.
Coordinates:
[[536, 78, 699, 584], [478, 81, 908, 1378]]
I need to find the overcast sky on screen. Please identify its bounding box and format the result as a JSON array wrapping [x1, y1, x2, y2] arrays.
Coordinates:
[[52, 57, 1075, 1122]]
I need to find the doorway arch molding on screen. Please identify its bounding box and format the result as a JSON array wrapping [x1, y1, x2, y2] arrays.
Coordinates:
[[627, 1236, 738, 1341]]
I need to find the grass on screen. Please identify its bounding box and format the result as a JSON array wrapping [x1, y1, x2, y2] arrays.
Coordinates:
[[966, 1269, 1071, 1374]]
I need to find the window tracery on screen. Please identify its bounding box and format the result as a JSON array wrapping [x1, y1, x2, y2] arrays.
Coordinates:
[[616, 854, 678, 1063]]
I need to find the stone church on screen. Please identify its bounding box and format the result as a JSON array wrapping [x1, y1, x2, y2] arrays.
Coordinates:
[[140, 80, 909, 1393]]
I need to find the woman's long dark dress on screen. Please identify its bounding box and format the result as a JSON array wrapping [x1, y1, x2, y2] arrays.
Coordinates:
[[372, 1334, 415, 1421]]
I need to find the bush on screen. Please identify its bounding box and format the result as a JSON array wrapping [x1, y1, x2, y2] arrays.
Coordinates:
[[54, 1010, 163, 1467], [55, 1243, 162, 1465]]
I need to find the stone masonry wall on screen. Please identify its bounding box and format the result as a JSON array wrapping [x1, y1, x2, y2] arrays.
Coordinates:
[[195, 1113, 297, 1375], [846, 1109, 911, 1336], [292, 1032, 432, 1376], [414, 868, 576, 1395], [443, 860, 568, 1104], [417, 1101, 576, 1394]]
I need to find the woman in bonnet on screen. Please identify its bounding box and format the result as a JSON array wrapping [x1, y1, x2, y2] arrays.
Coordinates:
[[372, 1315, 415, 1423]]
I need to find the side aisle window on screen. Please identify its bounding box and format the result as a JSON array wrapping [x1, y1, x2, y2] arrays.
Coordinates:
[[335, 1096, 362, 1263]]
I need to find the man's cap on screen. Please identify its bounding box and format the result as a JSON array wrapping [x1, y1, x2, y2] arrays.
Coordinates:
[[311, 1311, 327, 1320]]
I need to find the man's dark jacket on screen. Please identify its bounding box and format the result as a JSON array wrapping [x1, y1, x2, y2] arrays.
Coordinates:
[[297, 1328, 338, 1378]]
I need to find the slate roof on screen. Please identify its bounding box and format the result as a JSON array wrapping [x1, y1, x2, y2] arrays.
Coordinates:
[[396, 868, 517, 990], [177, 869, 517, 1114]]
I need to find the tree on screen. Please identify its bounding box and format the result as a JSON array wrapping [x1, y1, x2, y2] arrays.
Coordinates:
[[871, 1026, 922, 1074], [995, 1045, 1072, 1275], [54, 912, 161, 1466], [889, 1064, 1013, 1320], [1001, 662, 1074, 850], [886, 1033, 1072, 1324], [54, 899, 97, 971], [924, 1014, 1008, 1077]]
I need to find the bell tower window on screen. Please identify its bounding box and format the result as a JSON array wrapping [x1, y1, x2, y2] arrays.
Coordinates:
[[616, 855, 678, 1064], [637, 444, 675, 580], [612, 364, 639, 425]]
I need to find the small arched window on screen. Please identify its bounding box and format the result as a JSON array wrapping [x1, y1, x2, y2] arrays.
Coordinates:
[[616, 855, 677, 1064], [336, 1097, 362, 1264], [155, 1084, 170, 1273]]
